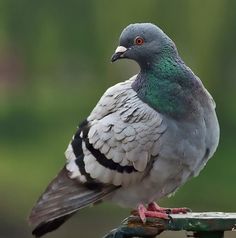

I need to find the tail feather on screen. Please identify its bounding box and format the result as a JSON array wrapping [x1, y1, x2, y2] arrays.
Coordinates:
[[28, 166, 116, 237]]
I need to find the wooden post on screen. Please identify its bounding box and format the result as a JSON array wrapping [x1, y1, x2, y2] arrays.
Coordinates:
[[103, 212, 236, 238]]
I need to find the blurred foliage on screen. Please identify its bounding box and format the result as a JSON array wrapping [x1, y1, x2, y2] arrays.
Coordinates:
[[0, 0, 235, 238]]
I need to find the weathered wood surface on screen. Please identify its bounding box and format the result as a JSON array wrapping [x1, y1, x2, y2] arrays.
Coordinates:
[[103, 212, 236, 238]]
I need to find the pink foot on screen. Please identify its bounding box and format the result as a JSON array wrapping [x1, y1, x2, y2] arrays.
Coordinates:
[[147, 202, 191, 214], [132, 202, 191, 223], [136, 204, 169, 223]]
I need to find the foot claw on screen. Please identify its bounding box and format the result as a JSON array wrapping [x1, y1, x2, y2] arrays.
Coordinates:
[[165, 208, 172, 214], [168, 214, 173, 222]]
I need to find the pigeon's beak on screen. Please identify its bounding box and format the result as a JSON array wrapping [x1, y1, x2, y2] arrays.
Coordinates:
[[111, 46, 128, 62]]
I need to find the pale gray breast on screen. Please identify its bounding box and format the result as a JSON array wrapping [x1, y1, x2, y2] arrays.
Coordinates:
[[149, 80, 220, 195]]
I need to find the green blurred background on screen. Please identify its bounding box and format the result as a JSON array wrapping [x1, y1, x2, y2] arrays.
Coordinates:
[[0, 0, 235, 237]]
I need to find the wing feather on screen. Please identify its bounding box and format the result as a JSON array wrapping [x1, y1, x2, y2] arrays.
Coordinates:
[[67, 76, 167, 187]]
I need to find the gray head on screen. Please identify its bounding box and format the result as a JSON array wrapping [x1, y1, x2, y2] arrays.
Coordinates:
[[111, 23, 177, 68]]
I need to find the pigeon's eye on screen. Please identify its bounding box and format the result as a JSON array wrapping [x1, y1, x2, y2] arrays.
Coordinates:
[[134, 36, 144, 45]]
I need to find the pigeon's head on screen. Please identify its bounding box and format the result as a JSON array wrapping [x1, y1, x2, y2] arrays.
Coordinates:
[[111, 23, 177, 68]]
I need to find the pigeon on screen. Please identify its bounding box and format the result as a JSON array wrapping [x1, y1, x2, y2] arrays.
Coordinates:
[[28, 23, 220, 237]]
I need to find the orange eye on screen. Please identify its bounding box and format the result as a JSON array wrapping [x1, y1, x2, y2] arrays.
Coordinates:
[[134, 36, 144, 45]]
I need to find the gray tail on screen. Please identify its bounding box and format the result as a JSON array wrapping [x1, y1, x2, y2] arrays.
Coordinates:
[[28, 166, 116, 237]]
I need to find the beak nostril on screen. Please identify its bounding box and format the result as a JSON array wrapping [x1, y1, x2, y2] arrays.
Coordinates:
[[115, 46, 127, 54]]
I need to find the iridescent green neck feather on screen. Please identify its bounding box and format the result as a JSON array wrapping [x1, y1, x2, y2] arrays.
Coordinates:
[[132, 50, 197, 119]]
